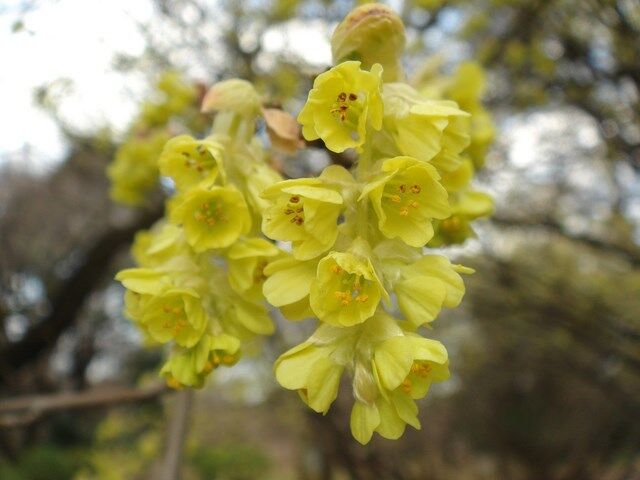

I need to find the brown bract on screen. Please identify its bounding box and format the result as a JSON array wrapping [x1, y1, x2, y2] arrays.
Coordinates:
[[262, 107, 304, 154]]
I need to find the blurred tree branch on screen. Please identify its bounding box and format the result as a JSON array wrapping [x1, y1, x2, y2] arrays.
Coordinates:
[[491, 215, 640, 267], [0, 204, 163, 383], [0, 383, 168, 428], [156, 389, 193, 480]]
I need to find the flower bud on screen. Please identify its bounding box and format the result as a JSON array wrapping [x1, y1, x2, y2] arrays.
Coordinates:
[[201, 79, 261, 116], [331, 4, 405, 82]]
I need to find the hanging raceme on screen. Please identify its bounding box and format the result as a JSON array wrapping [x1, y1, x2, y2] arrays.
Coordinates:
[[108, 3, 493, 444], [266, 4, 492, 444]]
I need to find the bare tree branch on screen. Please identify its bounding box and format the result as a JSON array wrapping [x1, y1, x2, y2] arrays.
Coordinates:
[[157, 389, 193, 480], [491, 215, 640, 267], [0, 383, 168, 428]]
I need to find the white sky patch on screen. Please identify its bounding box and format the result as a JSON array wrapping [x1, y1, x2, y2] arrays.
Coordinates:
[[1, 3, 333, 171], [0, 0, 153, 167], [262, 18, 332, 67]]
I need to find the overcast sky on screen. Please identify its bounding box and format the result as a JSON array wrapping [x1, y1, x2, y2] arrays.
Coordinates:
[[0, 0, 333, 171]]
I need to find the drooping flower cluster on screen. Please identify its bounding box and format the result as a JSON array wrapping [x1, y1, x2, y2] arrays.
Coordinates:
[[107, 3, 494, 445], [115, 79, 286, 388], [265, 5, 491, 444]]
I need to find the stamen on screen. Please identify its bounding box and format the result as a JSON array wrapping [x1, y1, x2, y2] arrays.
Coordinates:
[[202, 361, 215, 374], [398, 184, 407, 193], [399, 207, 409, 216], [442, 217, 461, 231], [409, 201, 419, 209], [338, 92, 347, 101], [167, 377, 182, 389], [330, 264, 342, 274], [401, 379, 412, 393], [410, 184, 421, 194], [334, 291, 352, 305], [355, 294, 369, 303], [348, 93, 358, 101], [289, 196, 300, 203]]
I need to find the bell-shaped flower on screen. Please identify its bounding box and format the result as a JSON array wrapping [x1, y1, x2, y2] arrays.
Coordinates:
[[261, 178, 344, 260], [351, 333, 450, 444], [160, 333, 241, 388], [227, 237, 280, 299], [381, 83, 470, 172], [139, 287, 208, 348], [395, 255, 471, 327], [262, 256, 318, 321], [309, 251, 385, 326], [432, 190, 493, 246], [158, 135, 225, 192], [214, 291, 275, 339], [298, 61, 383, 153], [107, 131, 168, 206], [430, 160, 493, 246], [170, 186, 251, 252], [275, 323, 357, 414], [361, 156, 450, 247]]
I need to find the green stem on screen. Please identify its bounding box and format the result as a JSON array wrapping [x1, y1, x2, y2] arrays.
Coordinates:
[[355, 138, 373, 241]]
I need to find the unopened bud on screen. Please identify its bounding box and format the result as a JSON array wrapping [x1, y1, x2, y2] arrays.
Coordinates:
[[201, 79, 261, 116], [331, 4, 405, 82]]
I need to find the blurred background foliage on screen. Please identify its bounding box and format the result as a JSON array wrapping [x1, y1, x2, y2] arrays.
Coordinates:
[[1, 0, 639, 479]]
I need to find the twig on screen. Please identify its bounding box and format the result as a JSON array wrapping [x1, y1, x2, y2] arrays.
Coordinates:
[[491, 215, 640, 267], [158, 389, 193, 480], [0, 383, 168, 428]]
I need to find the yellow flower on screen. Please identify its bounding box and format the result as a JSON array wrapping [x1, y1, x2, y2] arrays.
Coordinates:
[[140, 288, 208, 348], [309, 251, 385, 326], [261, 178, 344, 260], [430, 190, 494, 246], [395, 255, 470, 327], [352, 333, 449, 444], [216, 293, 275, 339], [107, 131, 169, 206], [160, 333, 241, 388], [170, 186, 251, 252], [361, 156, 450, 247], [158, 135, 225, 192], [275, 323, 356, 413], [298, 61, 383, 153], [382, 83, 470, 172], [227, 237, 280, 299], [130, 221, 195, 269], [262, 256, 318, 321], [416, 61, 495, 169]]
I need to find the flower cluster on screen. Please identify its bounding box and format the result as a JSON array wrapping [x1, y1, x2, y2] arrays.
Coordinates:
[[115, 79, 285, 388], [108, 3, 493, 445], [265, 5, 491, 444]]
